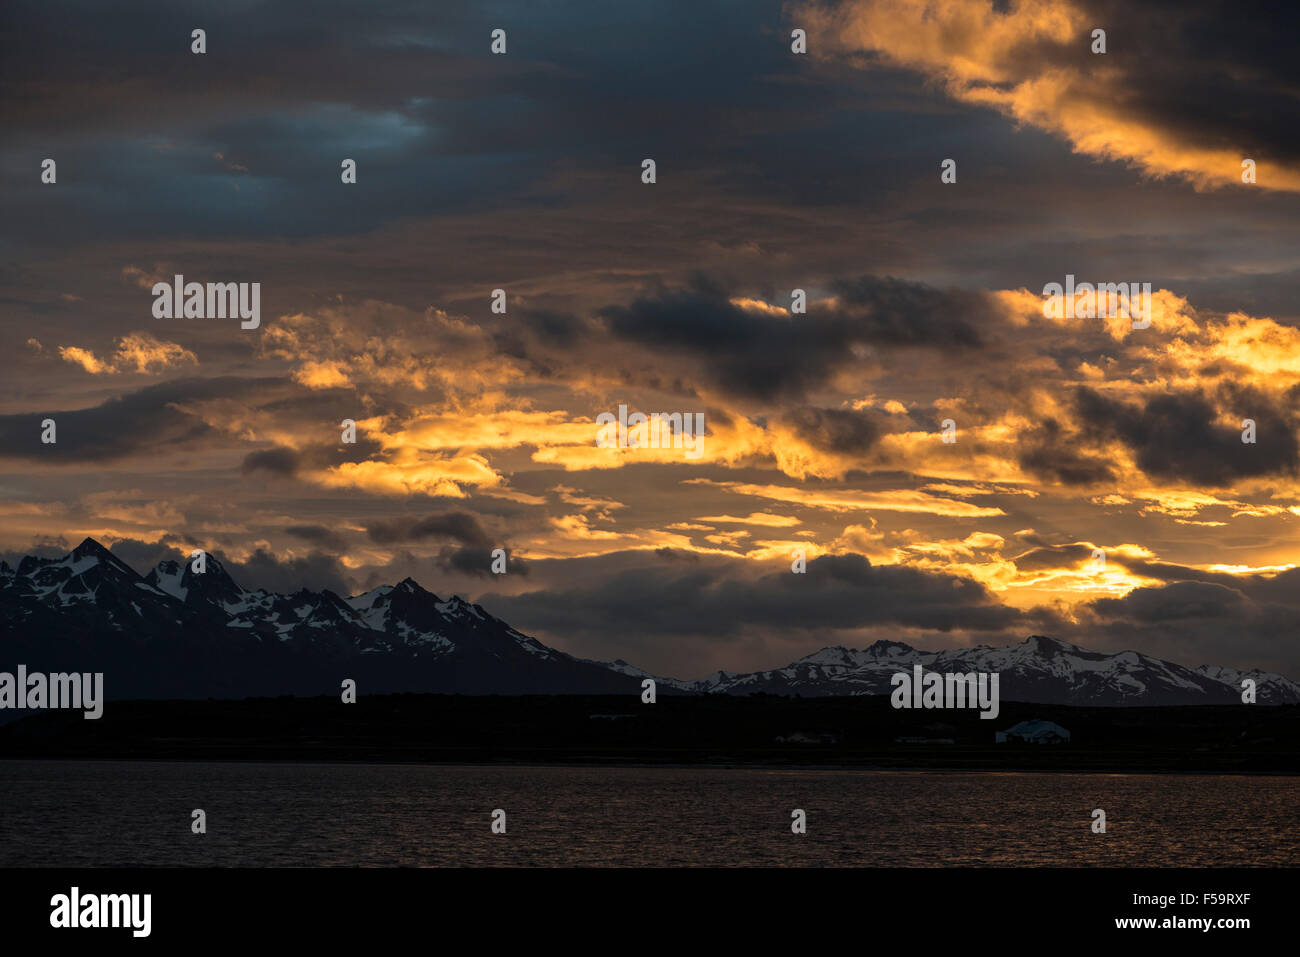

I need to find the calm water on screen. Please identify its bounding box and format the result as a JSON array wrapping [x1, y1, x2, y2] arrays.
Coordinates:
[[0, 761, 1295, 866]]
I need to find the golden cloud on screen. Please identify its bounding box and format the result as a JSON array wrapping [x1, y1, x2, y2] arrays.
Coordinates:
[[797, 0, 1300, 191], [58, 333, 197, 375]]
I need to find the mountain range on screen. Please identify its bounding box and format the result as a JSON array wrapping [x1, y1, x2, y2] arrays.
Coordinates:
[[2, 538, 1297, 706], [649, 638, 1300, 705]]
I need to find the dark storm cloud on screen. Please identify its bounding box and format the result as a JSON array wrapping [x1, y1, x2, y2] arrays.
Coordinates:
[[435, 545, 528, 578], [1073, 0, 1300, 164], [215, 547, 354, 596], [1112, 559, 1254, 590], [107, 536, 188, 574], [0, 539, 72, 566], [366, 511, 492, 547], [1074, 385, 1300, 485], [1078, 568, 1300, 675], [514, 309, 587, 350], [1172, 268, 1300, 326], [491, 551, 1026, 650], [491, 309, 597, 379], [827, 277, 988, 347], [599, 276, 989, 403], [5, 0, 1293, 318], [284, 524, 348, 553], [1092, 580, 1246, 623], [600, 278, 845, 402], [0, 0, 828, 244], [241, 446, 300, 476], [0, 2, 543, 139], [783, 406, 881, 454], [1011, 543, 1099, 572], [240, 435, 386, 477], [1016, 418, 1118, 487], [0, 376, 283, 463], [806, 0, 1300, 167]]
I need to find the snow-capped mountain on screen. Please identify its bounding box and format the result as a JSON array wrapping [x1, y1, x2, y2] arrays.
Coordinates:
[[1190, 663, 1300, 707], [1, 539, 1296, 705], [0, 538, 642, 699], [650, 635, 1300, 705]]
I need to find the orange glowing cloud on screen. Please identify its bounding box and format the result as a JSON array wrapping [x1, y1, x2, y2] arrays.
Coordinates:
[[687, 479, 1006, 517], [797, 0, 1300, 191], [307, 450, 503, 498], [58, 333, 197, 375]]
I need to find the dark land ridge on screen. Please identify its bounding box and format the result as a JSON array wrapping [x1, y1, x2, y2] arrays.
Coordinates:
[[2, 693, 1297, 773]]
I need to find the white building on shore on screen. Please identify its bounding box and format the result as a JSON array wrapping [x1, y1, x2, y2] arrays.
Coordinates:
[[995, 719, 1070, 744]]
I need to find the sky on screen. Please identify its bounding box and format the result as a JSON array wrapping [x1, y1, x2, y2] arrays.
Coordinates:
[[3, 0, 1300, 679]]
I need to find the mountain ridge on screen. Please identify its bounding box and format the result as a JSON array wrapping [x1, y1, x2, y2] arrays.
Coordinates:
[[1, 538, 1296, 705], [658, 633, 1300, 705]]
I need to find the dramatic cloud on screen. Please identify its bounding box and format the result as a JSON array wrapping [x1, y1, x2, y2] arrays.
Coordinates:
[[57, 333, 197, 375], [599, 276, 989, 403], [1074, 385, 1300, 485], [0, 377, 283, 463], [366, 511, 492, 547], [796, 0, 1300, 191], [487, 552, 1038, 675], [217, 547, 355, 596]]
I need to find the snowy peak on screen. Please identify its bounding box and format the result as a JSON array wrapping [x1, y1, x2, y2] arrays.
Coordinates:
[[70, 536, 118, 564], [1193, 663, 1300, 705], [393, 577, 435, 600], [5, 536, 145, 608], [435, 595, 487, 621], [146, 552, 246, 610], [64, 537, 140, 582], [795, 647, 871, 668], [790, 641, 921, 672], [866, 639, 923, 657], [1022, 635, 1083, 655], [346, 584, 393, 611], [678, 636, 1298, 706], [148, 559, 188, 600]]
